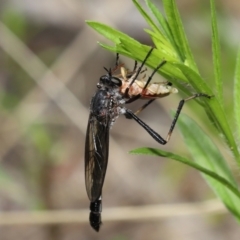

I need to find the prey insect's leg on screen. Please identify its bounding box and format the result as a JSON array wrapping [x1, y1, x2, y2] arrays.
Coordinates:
[[133, 60, 138, 72], [125, 93, 211, 144], [142, 61, 167, 90], [125, 99, 156, 119], [126, 67, 147, 79], [134, 99, 155, 115], [125, 61, 144, 79], [126, 60, 167, 104]]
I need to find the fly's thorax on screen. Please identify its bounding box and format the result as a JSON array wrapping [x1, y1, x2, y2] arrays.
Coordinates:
[[108, 88, 126, 127], [90, 87, 125, 127], [110, 105, 126, 127], [90, 90, 110, 124]]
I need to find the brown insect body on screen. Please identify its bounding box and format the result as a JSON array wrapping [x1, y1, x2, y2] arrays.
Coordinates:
[[117, 66, 178, 99]]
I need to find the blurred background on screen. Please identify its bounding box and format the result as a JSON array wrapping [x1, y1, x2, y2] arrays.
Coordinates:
[[0, 0, 240, 239]]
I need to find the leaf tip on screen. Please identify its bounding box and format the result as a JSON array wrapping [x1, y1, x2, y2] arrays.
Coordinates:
[[85, 20, 93, 25]]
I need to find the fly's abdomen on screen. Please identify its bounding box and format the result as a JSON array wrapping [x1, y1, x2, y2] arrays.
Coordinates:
[[89, 199, 102, 232]]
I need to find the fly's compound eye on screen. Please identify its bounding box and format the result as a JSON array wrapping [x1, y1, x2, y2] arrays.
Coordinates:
[[100, 75, 111, 85], [100, 75, 122, 87], [111, 77, 122, 87]]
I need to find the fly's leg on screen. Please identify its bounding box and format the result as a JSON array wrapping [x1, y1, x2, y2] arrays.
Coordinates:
[[125, 60, 166, 104], [124, 48, 154, 98], [124, 93, 211, 144], [165, 93, 211, 142], [124, 108, 167, 144]]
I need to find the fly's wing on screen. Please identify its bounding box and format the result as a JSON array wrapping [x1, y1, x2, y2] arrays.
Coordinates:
[[85, 113, 110, 202]]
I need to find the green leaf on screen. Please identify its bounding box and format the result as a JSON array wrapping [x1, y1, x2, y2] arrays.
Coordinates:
[[86, 21, 141, 46], [130, 113, 240, 220], [133, 0, 164, 38], [174, 63, 212, 94], [144, 29, 178, 59], [177, 113, 240, 220], [177, 113, 237, 186], [118, 40, 190, 82], [145, 0, 175, 49], [130, 148, 240, 199], [100, 39, 188, 85], [133, 0, 177, 57], [234, 47, 240, 139], [176, 63, 240, 164], [210, 0, 223, 104], [100, 36, 186, 82], [162, 0, 198, 71]]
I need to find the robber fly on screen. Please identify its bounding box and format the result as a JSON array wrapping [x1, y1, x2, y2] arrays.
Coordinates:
[[85, 48, 210, 231]]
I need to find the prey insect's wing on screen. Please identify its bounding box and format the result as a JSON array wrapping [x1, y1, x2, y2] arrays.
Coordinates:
[[85, 113, 110, 202]]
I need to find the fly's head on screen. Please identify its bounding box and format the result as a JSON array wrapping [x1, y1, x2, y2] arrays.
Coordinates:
[[99, 75, 122, 88], [98, 67, 122, 89]]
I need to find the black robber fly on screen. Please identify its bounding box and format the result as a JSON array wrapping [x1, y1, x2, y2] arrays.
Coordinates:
[[85, 48, 210, 231], [85, 75, 122, 231]]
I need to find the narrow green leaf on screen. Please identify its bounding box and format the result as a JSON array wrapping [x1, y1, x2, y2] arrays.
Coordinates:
[[130, 114, 240, 220], [174, 63, 213, 94], [132, 0, 180, 62], [176, 62, 240, 164], [210, 0, 223, 103], [86, 21, 140, 46], [177, 114, 237, 186], [162, 0, 198, 71], [144, 29, 165, 51], [99, 43, 118, 53], [145, 0, 175, 47], [234, 47, 240, 139], [117, 39, 188, 81], [144, 29, 178, 59], [100, 39, 188, 84], [177, 113, 240, 220], [130, 148, 240, 199], [132, 0, 167, 42]]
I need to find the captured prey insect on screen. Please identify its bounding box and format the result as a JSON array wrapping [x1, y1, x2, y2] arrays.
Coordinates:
[[85, 48, 211, 231]]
